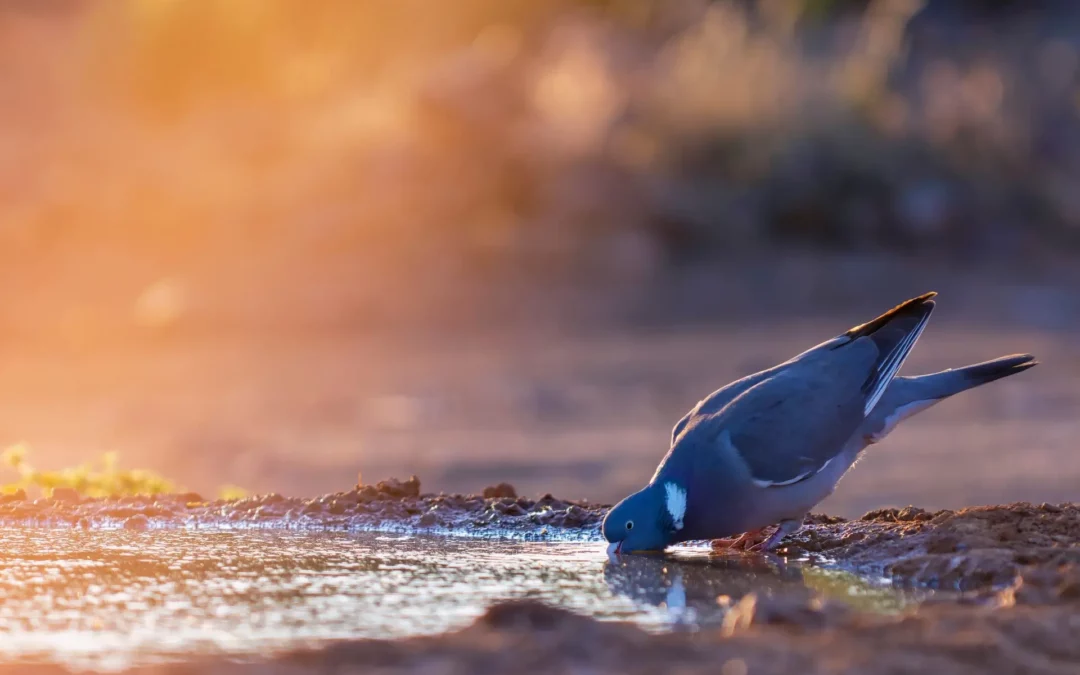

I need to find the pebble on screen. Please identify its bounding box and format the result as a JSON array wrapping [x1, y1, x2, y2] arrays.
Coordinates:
[[51, 488, 82, 503], [483, 483, 517, 499], [373, 476, 421, 499], [123, 514, 150, 531], [0, 489, 27, 504]]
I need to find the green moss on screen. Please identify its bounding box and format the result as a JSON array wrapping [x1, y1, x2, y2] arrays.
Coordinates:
[[217, 485, 250, 501], [1, 444, 247, 500]]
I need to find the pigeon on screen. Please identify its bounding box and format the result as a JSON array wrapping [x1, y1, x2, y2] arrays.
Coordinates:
[[708, 352, 1037, 551], [603, 293, 1036, 555]]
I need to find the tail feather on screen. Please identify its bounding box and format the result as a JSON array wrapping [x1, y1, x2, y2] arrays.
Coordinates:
[[926, 353, 1037, 398], [859, 353, 1037, 446]]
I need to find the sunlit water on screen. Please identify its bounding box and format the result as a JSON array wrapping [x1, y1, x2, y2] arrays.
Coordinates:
[[0, 529, 915, 670]]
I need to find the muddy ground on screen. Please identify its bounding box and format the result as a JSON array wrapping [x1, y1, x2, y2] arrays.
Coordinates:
[[3, 477, 1080, 674]]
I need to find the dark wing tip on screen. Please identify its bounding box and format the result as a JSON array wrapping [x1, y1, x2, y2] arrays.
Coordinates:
[[844, 292, 937, 341]]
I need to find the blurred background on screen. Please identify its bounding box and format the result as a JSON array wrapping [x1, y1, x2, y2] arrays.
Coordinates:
[[0, 0, 1078, 515]]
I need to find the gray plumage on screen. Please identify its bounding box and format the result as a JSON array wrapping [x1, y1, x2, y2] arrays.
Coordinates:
[[604, 293, 1037, 555]]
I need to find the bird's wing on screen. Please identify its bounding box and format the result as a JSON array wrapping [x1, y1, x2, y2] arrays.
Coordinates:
[[835, 292, 936, 416], [670, 365, 789, 446], [714, 362, 872, 487], [670, 411, 692, 447], [708, 294, 937, 486], [673, 292, 937, 484], [670, 293, 935, 446]]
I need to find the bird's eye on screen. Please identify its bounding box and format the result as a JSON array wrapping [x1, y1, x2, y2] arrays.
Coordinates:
[[625, 520, 634, 531]]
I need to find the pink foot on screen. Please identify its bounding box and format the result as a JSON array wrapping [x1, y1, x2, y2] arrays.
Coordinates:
[[747, 519, 802, 552], [711, 527, 769, 551]]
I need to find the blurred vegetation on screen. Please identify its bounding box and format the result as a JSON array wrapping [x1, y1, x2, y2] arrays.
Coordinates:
[[0, 445, 247, 500], [1, 444, 175, 497], [0, 0, 1077, 334], [217, 484, 250, 501]]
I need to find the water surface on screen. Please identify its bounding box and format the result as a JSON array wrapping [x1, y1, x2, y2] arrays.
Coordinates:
[[0, 529, 913, 670]]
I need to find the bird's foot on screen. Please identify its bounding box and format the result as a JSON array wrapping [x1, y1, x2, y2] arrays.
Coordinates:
[[747, 519, 802, 552], [711, 528, 768, 551]]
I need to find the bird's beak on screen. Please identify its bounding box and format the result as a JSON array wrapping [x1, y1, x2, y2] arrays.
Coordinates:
[[606, 541, 622, 561]]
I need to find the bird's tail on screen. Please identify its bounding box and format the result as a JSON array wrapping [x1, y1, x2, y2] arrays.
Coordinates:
[[903, 353, 1037, 401], [860, 353, 1037, 446]]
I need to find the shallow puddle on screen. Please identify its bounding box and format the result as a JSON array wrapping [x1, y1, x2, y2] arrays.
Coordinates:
[[0, 528, 917, 670]]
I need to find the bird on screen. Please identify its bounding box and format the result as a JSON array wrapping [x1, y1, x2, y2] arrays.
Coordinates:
[[603, 292, 1037, 555]]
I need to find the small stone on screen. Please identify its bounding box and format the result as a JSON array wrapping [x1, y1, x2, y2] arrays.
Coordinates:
[[337, 491, 360, 506], [926, 535, 958, 554], [532, 510, 553, 524], [104, 507, 140, 519], [253, 505, 280, 519], [483, 483, 517, 499], [375, 476, 421, 499], [860, 507, 898, 522], [51, 487, 82, 503], [896, 506, 932, 522], [123, 514, 149, 531], [356, 486, 379, 502], [0, 489, 27, 504], [418, 511, 437, 527], [75, 517, 91, 530], [536, 494, 566, 510]]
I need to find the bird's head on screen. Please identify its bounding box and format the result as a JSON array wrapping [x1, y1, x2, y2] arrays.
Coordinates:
[[603, 481, 687, 556]]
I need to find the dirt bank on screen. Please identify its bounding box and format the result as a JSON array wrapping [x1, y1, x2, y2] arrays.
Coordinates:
[[789, 503, 1080, 593], [7, 478, 1077, 593], [0, 476, 608, 535]]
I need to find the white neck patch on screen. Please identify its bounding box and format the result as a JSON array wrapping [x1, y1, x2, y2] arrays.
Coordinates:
[[664, 481, 686, 531]]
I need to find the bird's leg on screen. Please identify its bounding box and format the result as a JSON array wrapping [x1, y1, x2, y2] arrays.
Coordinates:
[[711, 528, 766, 551], [748, 518, 802, 552]]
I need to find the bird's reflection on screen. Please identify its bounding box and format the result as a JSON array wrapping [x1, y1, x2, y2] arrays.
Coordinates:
[[603, 551, 808, 619]]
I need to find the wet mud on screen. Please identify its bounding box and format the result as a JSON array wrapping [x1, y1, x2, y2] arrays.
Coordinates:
[[788, 503, 1080, 594], [3, 477, 1079, 674]]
